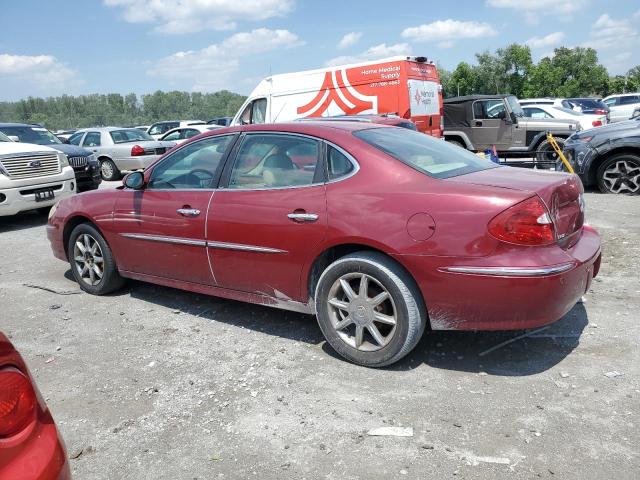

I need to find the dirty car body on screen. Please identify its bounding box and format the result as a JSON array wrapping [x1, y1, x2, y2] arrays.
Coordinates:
[[47, 122, 601, 366], [0, 332, 71, 479]]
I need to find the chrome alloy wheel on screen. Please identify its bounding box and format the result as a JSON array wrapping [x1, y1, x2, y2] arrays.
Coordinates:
[[326, 273, 397, 351], [101, 160, 114, 179], [602, 160, 640, 194], [73, 233, 104, 286]]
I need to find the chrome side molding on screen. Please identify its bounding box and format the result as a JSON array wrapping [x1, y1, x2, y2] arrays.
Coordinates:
[[439, 262, 575, 277]]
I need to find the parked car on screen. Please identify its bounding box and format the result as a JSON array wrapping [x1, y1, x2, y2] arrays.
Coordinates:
[[0, 123, 101, 191], [564, 98, 609, 119], [147, 120, 205, 140], [68, 127, 175, 181], [47, 122, 601, 367], [159, 124, 222, 145], [297, 113, 418, 130], [563, 116, 640, 194], [521, 104, 606, 130], [207, 117, 233, 127], [0, 332, 71, 479], [54, 129, 77, 142], [1, 141, 76, 216], [603, 93, 640, 123], [444, 95, 581, 163], [232, 56, 444, 137]]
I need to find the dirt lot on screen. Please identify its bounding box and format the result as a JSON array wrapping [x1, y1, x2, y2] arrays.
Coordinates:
[[1, 187, 638, 480]]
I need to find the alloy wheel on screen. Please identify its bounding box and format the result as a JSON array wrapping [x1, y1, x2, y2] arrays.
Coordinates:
[[602, 160, 640, 194], [101, 161, 114, 179], [326, 273, 397, 351], [73, 234, 104, 286]]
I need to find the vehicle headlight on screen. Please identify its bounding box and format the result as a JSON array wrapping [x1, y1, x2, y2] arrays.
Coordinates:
[[59, 153, 69, 168], [88, 153, 98, 164]]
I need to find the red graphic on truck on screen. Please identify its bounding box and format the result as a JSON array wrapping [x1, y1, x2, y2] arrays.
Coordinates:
[[297, 69, 376, 117]]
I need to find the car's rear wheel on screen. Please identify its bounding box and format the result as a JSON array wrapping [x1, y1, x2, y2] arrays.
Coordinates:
[[315, 251, 426, 367], [535, 138, 566, 169], [100, 158, 121, 181], [597, 153, 640, 194], [68, 223, 125, 294]]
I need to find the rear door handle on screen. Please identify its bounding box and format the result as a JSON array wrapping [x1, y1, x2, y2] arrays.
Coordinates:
[[287, 213, 318, 222], [177, 208, 200, 217]]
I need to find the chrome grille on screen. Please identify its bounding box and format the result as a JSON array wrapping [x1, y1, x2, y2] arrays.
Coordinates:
[[68, 156, 89, 168], [0, 153, 61, 179]]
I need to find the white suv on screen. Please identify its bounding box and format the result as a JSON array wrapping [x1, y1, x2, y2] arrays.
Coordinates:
[[603, 93, 640, 122], [0, 139, 76, 216]]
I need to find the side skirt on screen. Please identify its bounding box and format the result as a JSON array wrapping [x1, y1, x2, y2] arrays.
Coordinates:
[[119, 270, 314, 315]]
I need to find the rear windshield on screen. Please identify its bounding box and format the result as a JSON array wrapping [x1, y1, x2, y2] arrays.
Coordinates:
[[110, 129, 154, 143], [569, 99, 604, 109], [354, 128, 497, 179]]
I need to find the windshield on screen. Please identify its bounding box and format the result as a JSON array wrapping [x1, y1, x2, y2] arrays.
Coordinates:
[[110, 129, 154, 143], [354, 127, 497, 179], [554, 107, 582, 116], [0, 131, 11, 142], [0, 126, 61, 145], [570, 99, 604, 109], [506, 96, 525, 117]]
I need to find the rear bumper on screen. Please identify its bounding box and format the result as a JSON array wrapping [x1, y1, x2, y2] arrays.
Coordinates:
[[0, 410, 70, 480], [113, 155, 160, 171], [0, 177, 76, 217], [396, 226, 601, 331]]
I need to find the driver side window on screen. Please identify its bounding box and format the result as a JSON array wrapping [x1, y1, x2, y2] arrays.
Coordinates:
[[240, 98, 267, 125], [148, 135, 233, 190]]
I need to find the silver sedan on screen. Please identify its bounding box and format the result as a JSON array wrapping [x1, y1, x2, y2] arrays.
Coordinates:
[[159, 124, 223, 145], [68, 127, 176, 181]]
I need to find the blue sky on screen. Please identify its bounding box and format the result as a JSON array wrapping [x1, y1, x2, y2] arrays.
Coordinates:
[[0, 0, 638, 101]]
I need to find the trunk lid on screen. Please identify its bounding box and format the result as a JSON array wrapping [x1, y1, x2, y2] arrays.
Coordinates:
[[448, 167, 585, 248]]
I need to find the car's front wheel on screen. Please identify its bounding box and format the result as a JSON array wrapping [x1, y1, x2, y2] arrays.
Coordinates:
[[68, 223, 125, 294], [100, 158, 121, 181], [596, 153, 640, 194], [315, 251, 427, 367]]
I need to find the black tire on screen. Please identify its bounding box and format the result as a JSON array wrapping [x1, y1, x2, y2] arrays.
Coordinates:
[[596, 153, 640, 195], [535, 138, 565, 169], [68, 223, 125, 295], [446, 139, 466, 149], [99, 158, 121, 181], [314, 251, 427, 367]]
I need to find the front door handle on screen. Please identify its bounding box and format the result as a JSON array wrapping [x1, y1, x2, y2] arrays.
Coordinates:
[[177, 208, 200, 217], [475, 120, 483, 127], [287, 212, 318, 223]]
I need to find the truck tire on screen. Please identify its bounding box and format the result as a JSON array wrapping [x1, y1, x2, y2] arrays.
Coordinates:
[[314, 251, 427, 367], [596, 153, 640, 195], [535, 138, 565, 169]]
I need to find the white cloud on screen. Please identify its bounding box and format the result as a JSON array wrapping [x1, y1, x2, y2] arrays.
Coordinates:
[[525, 32, 565, 49], [0, 54, 82, 94], [325, 43, 412, 67], [103, 0, 294, 34], [401, 19, 497, 47], [337, 32, 362, 50], [581, 14, 639, 74], [147, 29, 303, 91], [487, 0, 586, 24]]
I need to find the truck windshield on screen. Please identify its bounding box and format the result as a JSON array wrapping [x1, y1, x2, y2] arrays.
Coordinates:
[[0, 126, 62, 145], [354, 127, 497, 179], [506, 96, 525, 118]]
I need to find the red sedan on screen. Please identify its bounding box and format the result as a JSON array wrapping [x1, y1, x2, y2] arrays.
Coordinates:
[[0, 332, 70, 479], [47, 122, 601, 367]]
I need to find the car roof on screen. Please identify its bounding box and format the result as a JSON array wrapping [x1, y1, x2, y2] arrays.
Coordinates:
[[444, 94, 517, 103], [201, 122, 388, 138], [0, 122, 47, 128]]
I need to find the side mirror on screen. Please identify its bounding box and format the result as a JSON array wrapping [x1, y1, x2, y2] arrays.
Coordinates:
[[123, 171, 145, 190], [7, 135, 20, 142]]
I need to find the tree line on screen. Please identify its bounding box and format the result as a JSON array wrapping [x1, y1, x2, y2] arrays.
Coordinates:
[[439, 45, 640, 99], [0, 90, 246, 131], [1, 44, 638, 131]]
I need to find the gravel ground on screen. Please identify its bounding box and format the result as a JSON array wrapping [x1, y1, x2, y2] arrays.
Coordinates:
[[0, 187, 638, 480]]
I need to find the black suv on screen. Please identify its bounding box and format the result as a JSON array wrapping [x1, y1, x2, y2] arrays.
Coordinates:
[[563, 117, 640, 194], [0, 123, 101, 191]]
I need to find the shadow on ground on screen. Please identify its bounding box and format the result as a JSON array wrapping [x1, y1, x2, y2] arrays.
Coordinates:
[[76, 274, 589, 378], [0, 210, 49, 233]]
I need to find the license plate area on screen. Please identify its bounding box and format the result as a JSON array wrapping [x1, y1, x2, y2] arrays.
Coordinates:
[[34, 188, 55, 202]]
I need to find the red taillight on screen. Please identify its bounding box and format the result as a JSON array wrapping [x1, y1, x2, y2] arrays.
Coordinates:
[[592, 120, 602, 127], [131, 145, 145, 156], [0, 368, 37, 437], [594, 109, 606, 115], [488, 196, 555, 246]]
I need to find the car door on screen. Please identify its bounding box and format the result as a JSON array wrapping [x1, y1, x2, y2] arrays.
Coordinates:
[[109, 134, 236, 285], [206, 132, 327, 302], [618, 95, 640, 120], [471, 99, 512, 150]]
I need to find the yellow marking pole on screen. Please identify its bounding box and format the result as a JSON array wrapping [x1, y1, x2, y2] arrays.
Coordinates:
[[546, 132, 574, 173]]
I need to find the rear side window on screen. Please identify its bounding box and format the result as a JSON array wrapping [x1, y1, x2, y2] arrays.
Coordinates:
[[327, 146, 355, 180], [353, 127, 496, 179], [620, 95, 640, 105]]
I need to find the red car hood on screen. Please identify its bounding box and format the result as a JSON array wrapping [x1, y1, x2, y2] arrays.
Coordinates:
[[447, 167, 585, 248]]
